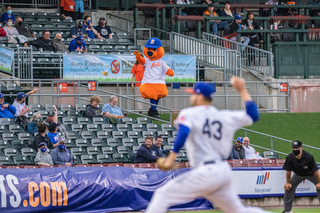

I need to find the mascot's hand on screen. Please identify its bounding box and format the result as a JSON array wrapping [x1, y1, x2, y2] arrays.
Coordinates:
[[165, 69, 174, 77], [133, 50, 145, 65]]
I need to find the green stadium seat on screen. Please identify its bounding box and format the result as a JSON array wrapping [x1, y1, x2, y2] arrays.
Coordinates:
[[102, 146, 117, 155], [86, 124, 101, 132], [0, 156, 15, 166], [21, 148, 36, 158], [117, 146, 132, 154], [131, 124, 145, 131], [57, 24, 69, 31], [87, 147, 101, 155], [81, 131, 97, 140], [37, 58, 51, 65], [92, 117, 108, 125], [161, 124, 175, 132], [97, 131, 111, 140], [118, 39, 132, 45], [2, 133, 17, 141], [146, 123, 160, 131], [0, 140, 11, 149], [101, 45, 114, 52], [0, 119, 14, 127], [37, 18, 50, 25], [91, 138, 107, 147], [132, 146, 140, 153], [66, 131, 81, 140], [137, 138, 145, 146], [81, 155, 98, 164], [0, 126, 9, 133], [106, 138, 122, 147], [97, 154, 114, 163], [172, 131, 178, 138], [75, 104, 87, 116], [106, 39, 118, 45], [60, 104, 75, 112], [14, 12, 25, 18], [157, 131, 171, 139], [93, 38, 106, 45], [25, 12, 38, 18], [4, 148, 21, 157], [45, 24, 58, 31], [113, 153, 130, 163], [38, 12, 49, 18], [128, 153, 135, 162], [65, 139, 77, 148], [49, 12, 62, 18], [18, 133, 34, 142], [13, 155, 33, 165], [73, 156, 82, 165], [122, 117, 136, 124], [35, 110, 49, 118], [102, 124, 117, 132], [75, 139, 91, 148], [31, 24, 44, 31], [117, 124, 131, 132], [163, 145, 173, 151], [168, 138, 175, 145], [128, 46, 140, 52], [50, 18, 62, 25], [122, 138, 135, 147], [70, 147, 87, 156], [115, 45, 127, 52], [71, 124, 84, 132], [24, 18, 37, 25], [63, 117, 77, 126], [45, 104, 60, 111], [11, 140, 29, 149], [127, 131, 141, 140], [142, 131, 156, 138], [29, 104, 44, 111], [63, 19, 74, 25], [137, 117, 152, 124], [112, 131, 127, 139], [88, 45, 102, 52], [117, 32, 132, 39], [77, 117, 93, 125]]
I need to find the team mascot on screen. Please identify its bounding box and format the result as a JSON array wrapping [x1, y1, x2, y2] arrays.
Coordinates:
[[134, 37, 174, 118]]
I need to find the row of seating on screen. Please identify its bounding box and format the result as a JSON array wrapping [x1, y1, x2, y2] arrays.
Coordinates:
[[0, 159, 286, 169], [6, 12, 62, 19]]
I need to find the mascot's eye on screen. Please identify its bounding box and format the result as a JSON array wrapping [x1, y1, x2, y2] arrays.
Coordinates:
[[148, 48, 157, 51]]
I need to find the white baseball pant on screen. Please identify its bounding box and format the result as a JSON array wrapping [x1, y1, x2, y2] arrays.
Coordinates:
[[145, 161, 271, 213]]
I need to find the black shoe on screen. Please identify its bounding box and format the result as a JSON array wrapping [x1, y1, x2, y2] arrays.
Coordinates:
[[154, 110, 160, 119], [148, 108, 155, 117]]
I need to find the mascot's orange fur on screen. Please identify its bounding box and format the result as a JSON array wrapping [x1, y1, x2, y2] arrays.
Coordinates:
[[134, 37, 174, 118]]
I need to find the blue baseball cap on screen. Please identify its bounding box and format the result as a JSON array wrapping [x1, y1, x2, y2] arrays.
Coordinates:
[[77, 35, 84, 43], [235, 15, 242, 20], [145, 37, 162, 49], [186, 82, 215, 98], [0, 93, 4, 98], [16, 92, 27, 101], [39, 142, 47, 147], [236, 136, 244, 143]]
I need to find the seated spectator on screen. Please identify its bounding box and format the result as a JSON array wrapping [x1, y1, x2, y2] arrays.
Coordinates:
[[34, 142, 53, 166], [204, 4, 230, 36], [218, 1, 235, 23], [12, 89, 39, 118], [229, 15, 250, 51], [95, 17, 112, 39], [46, 106, 58, 124], [70, 20, 87, 38], [1, 5, 15, 24], [84, 15, 103, 40], [53, 33, 67, 52], [243, 12, 263, 47], [229, 136, 246, 159], [69, 35, 86, 52], [309, 0, 320, 17], [28, 112, 42, 134], [102, 95, 126, 121], [151, 136, 170, 157], [51, 140, 73, 166], [15, 17, 36, 38], [23, 30, 56, 52], [176, 0, 190, 15], [33, 122, 54, 150], [243, 137, 262, 159], [3, 18, 19, 37], [0, 26, 6, 37], [47, 122, 61, 147], [134, 136, 159, 163], [0, 93, 16, 119], [131, 60, 145, 113], [263, 0, 279, 16], [85, 95, 105, 119]]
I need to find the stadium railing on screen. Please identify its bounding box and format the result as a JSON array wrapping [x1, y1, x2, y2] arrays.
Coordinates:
[[202, 32, 274, 77], [1, 0, 59, 8]]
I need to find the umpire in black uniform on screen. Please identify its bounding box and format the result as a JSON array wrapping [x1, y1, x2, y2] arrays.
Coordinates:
[[282, 140, 320, 213]]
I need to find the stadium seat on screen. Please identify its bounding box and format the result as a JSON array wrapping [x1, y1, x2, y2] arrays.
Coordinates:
[[50, 18, 62, 25], [63, 117, 77, 126], [172, 131, 178, 138], [88, 45, 102, 52], [261, 159, 277, 167], [2, 133, 17, 141], [29, 104, 44, 111], [4, 148, 21, 157], [38, 12, 49, 18], [13, 155, 33, 165], [11, 140, 29, 149], [132, 146, 140, 153], [80, 155, 97, 164], [67, 110, 82, 118], [112, 131, 127, 139], [14, 11, 25, 18], [127, 131, 141, 140], [122, 138, 135, 147], [113, 153, 130, 163], [137, 117, 152, 124], [97, 154, 114, 163], [101, 146, 117, 155], [105, 39, 118, 45], [137, 138, 145, 146], [247, 159, 263, 167], [81, 131, 97, 140], [232, 160, 248, 167], [157, 131, 171, 139], [167, 138, 175, 145], [0, 126, 9, 133], [75, 139, 91, 148], [176, 152, 188, 162], [93, 38, 106, 44], [25, 12, 38, 18], [78, 117, 93, 125], [24, 18, 37, 25], [161, 124, 175, 132], [87, 147, 101, 155], [128, 46, 140, 52], [75, 104, 87, 116], [45, 24, 58, 31], [276, 159, 285, 167], [60, 104, 75, 112], [36, 110, 49, 118], [142, 131, 156, 138], [86, 124, 101, 132], [63, 19, 74, 25], [117, 146, 132, 154], [121, 117, 135, 124], [106, 138, 122, 147], [138, 163, 155, 168], [37, 18, 50, 25], [127, 153, 135, 162], [70, 147, 87, 156], [65, 139, 77, 148], [84, 38, 94, 45], [20, 148, 37, 157], [66, 131, 81, 140], [18, 133, 34, 142], [31, 24, 44, 31], [91, 138, 107, 147], [0, 156, 15, 166], [45, 104, 60, 111], [118, 39, 132, 45], [0, 140, 11, 149], [117, 124, 131, 132], [101, 45, 114, 52], [109, 52, 120, 55], [73, 155, 82, 165], [131, 124, 145, 131], [57, 24, 69, 31], [102, 124, 117, 132], [97, 131, 111, 140], [92, 117, 108, 125], [71, 124, 84, 132], [117, 32, 131, 39], [263, 151, 280, 159], [115, 45, 127, 52]]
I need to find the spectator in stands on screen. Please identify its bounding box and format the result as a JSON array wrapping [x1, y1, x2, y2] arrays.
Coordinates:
[[0, 26, 6, 37], [308, 0, 320, 17], [95, 17, 112, 39], [47, 122, 61, 147], [102, 95, 126, 120], [85, 95, 105, 119], [53, 33, 67, 52], [229, 136, 246, 159], [28, 112, 42, 134], [74, 0, 85, 20], [151, 136, 170, 157], [1, 6, 15, 24], [51, 140, 73, 166], [204, 4, 230, 36], [0, 93, 16, 119], [262, 0, 279, 16], [243, 12, 263, 47], [46, 106, 58, 124], [23, 30, 56, 52], [34, 142, 53, 166], [218, 1, 235, 23], [134, 136, 159, 163], [229, 15, 250, 51], [69, 35, 86, 52], [131, 60, 145, 113], [83, 15, 103, 40], [3, 18, 19, 37], [243, 137, 262, 159], [15, 17, 36, 38], [176, 0, 190, 16], [33, 122, 54, 150], [70, 20, 87, 38], [12, 89, 39, 119], [60, 0, 75, 19]]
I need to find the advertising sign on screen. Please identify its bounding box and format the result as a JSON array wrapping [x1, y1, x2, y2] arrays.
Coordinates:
[[0, 46, 14, 73]]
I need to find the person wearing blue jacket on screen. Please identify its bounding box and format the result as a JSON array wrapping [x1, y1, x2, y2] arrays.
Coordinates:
[[0, 93, 16, 119], [134, 136, 159, 163], [69, 35, 86, 52], [1, 6, 15, 24]]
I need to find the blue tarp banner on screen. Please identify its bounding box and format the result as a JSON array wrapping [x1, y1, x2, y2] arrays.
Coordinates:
[[63, 54, 197, 82], [0, 46, 14, 73], [0, 167, 211, 212]]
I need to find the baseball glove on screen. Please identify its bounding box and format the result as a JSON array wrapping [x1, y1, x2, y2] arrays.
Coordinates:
[[157, 158, 180, 171]]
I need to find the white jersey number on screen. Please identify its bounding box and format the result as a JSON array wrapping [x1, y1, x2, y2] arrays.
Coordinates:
[[202, 119, 222, 140]]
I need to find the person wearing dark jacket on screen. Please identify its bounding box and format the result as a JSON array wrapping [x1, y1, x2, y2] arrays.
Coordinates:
[[242, 12, 263, 47], [218, 1, 235, 23], [33, 122, 54, 150], [23, 30, 56, 52], [228, 15, 250, 52], [229, 136, 246, 159], [85, 95, 105, 119], [151, 136, 170, 157], [135, 136, 159, 163]]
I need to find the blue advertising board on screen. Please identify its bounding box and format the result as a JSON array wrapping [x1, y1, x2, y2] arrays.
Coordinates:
[[0, 46, 14, 73]]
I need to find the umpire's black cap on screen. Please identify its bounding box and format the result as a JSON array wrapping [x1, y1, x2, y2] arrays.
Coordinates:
[[292, 140, 302, 148]]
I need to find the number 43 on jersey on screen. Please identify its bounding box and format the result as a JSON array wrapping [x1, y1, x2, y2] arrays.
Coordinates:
[[202, 119, 222, 140]]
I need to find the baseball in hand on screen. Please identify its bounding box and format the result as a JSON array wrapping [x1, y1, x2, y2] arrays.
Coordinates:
[[231, 76, 245, 92]]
